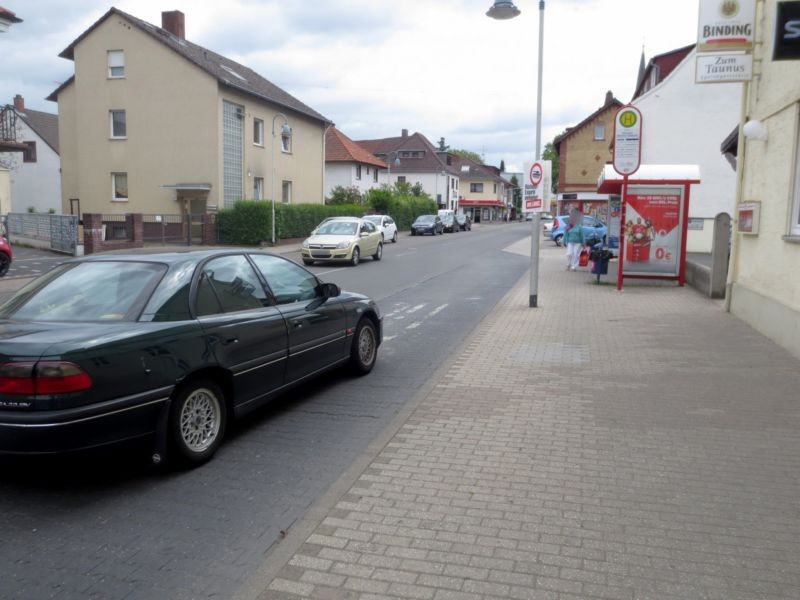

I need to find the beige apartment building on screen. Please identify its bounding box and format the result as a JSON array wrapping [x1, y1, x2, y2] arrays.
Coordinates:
[[725, 0, 800, 358], [48, 8, 330, 217]]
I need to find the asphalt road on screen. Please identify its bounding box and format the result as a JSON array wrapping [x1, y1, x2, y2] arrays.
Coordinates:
[[0, 223, 533, 600]]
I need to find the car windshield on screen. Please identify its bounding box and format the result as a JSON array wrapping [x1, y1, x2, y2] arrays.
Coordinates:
[[363, 216, 382, 225], [316, 221, 358, 236], [415, 215, 435, 223], [0, 261, 167, 322]]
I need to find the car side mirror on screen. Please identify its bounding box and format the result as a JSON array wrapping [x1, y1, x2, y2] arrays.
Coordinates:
[[317, 282, 341, 299]]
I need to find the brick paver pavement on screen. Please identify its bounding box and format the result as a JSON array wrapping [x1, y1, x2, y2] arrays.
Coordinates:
[[248, 243, 800, 600]]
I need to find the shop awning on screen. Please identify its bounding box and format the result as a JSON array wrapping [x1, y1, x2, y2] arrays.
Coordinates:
[[597, 164, 700, 194], [459, 199, 504, 206]]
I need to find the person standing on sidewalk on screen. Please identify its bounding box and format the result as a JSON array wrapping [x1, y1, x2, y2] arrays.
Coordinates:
[[564, 209, 586, 271]]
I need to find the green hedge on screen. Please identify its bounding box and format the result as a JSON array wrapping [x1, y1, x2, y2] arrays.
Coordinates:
[[217, 195, 437, 245]]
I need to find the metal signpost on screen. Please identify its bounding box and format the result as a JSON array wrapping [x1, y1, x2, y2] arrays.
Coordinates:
[[612, 105, 643, 291]]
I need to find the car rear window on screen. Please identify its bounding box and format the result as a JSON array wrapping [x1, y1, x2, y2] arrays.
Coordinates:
[[0, 261, 167, 322]]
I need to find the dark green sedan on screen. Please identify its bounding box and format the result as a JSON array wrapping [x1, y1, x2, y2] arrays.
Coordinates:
[[0, 249, 381, 466]]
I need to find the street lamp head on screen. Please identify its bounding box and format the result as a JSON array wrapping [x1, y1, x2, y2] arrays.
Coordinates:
[[486, 0, 520, 20]]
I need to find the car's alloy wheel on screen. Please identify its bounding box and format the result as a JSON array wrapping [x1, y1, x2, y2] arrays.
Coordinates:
[[0, 253, 8, 277], [170, 379, 226, 466], [350, 319, 377, 374], [350, 247, 360, 266], [373, 242, 382, 261]]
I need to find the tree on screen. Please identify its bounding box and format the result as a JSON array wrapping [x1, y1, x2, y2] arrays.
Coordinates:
[[326, 185, 363, 205], [510, 175, 522, 213], [542, 140, 560, 194], [450, 148, 482, 164]]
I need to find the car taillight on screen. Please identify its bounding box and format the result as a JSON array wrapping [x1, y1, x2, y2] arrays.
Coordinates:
[[0, 361, 92, 395], [554, 218, 560, 229]]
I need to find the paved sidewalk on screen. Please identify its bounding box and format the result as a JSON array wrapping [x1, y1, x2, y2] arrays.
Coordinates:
[[242, 242, 800, 600]]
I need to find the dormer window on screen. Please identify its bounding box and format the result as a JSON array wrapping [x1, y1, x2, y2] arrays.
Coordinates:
[[108, 50, 125, 78]]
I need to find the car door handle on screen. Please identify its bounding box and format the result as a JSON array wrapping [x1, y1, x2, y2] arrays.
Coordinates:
[[223, 336, 239, 345]]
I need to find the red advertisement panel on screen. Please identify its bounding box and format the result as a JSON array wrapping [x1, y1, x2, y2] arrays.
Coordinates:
[[623, 188, 684, 276]]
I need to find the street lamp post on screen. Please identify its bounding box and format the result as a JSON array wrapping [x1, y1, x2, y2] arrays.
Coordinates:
[[271, 113, 292, 246], [385, 150, 401, 187], [487, 0, 544, 308]]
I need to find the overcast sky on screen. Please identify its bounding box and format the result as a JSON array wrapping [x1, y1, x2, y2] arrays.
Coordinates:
[[1, 0, 700, 171]]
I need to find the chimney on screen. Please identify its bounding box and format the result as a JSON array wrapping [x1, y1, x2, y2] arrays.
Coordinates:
[[401, 129, 408, 138], [605, 90, 614, 105], [162, 10, 185, 39], [13, 94, 24, 111]]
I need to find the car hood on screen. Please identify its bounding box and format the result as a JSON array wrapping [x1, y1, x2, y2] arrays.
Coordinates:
[[0, 319, 184, 359], [306, 234, 356, 245]]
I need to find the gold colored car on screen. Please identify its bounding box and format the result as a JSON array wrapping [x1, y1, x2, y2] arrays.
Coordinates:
[[301, 217, 383, 266]]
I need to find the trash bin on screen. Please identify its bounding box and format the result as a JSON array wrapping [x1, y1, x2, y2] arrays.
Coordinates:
[[590, 244, 613, 279]]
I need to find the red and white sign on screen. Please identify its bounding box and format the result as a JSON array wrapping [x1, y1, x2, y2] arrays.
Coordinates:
[[525, 198, 542, 210], [613, 106, 642, 176], [529, 162, 543, 186], [622, 187, 684, 277]]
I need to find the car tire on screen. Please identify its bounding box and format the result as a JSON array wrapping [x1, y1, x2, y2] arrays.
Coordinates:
[[169, 378, 226, 467], [302, 259, 314, 266], [555, 234, 563, 247], [392, 231, 397, 243], [411, 230, 416, 236], [381, 233, 385, 243], [372, 242, 382, 261], [350, 246, 360, 266], [0, 253, 9, 277], [350, 318, 378, 375]]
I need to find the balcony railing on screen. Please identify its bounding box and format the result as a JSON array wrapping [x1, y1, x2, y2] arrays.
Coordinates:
[[0, 105, 27, 152]]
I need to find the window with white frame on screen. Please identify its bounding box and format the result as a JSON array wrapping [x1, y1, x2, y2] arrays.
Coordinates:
[[594, 122, 605, 140], [281, 129, 292, 153], [110, 110, 126, 138], [493, 183, 497, 193], [282, 180, 292, 203], [112, 173, 128, 201], [373, 168, 378, 183], [254, 177, 264, 200], [397, 176, 406, 184], [470, 183, 483, 193], [107, 50, 125, 78], [254, 118, 264, 146], [355, 164, 362, 180], [792, 118, 800, 237]]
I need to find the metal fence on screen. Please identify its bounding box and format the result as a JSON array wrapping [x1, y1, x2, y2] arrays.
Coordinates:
[[142, 214, 204, 245], [7, 213, 79, 254]]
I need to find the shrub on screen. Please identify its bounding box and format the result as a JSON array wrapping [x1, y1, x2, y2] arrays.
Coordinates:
[[326, 185, 363, 205]]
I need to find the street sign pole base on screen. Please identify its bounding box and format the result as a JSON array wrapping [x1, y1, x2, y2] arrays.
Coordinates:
[[529, 294, 538, 308]]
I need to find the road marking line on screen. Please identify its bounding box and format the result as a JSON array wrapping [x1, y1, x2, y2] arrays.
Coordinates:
[[406, 322, 421, 330], [405, 304, 425, 314], [428, 303, 448, 317], [316, 268, 347, 276]]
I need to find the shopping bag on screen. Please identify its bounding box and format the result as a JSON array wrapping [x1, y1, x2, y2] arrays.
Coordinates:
[[579, 249, 589, 267]]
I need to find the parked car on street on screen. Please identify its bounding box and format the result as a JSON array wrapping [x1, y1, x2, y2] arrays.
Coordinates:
[[411, 214, 443, 236], [0, 223, 13, 277], [302, 217, 383, 266], [363, 215, 398, 243], [441, 213, 459, 233], [551, 214, 608, 247], [456, 213, 471, 231], [0, 249, 382, 466]]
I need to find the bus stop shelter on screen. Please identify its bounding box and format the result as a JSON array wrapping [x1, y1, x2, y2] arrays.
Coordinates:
[[597, 164, 700, 288]]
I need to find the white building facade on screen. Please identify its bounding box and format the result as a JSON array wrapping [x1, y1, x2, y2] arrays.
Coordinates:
[[0, 97, 61, 214], [632, 47, 741, 253]]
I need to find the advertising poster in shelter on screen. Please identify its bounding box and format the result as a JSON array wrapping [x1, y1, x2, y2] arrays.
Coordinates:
[[623, 186, 684, 276]]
